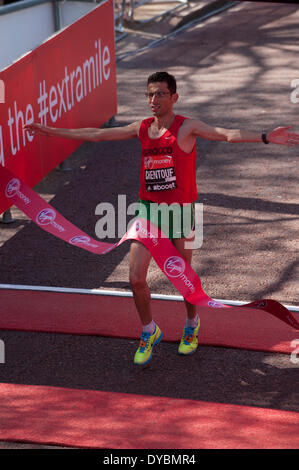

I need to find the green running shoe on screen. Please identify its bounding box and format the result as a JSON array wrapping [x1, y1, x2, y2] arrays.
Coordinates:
[[178, 317, 200, 355], [134, 324, 163, 365]]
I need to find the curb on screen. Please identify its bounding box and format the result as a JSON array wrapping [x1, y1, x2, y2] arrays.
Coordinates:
[[116, 0, 237, 61], [172, 0, 237, 31]]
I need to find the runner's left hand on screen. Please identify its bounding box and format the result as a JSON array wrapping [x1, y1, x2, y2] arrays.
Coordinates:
[[267, 126, 299, 147]]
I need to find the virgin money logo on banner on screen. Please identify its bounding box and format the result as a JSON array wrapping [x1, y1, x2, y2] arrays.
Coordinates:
[[36, 208, 66, 233], [164, 256, 186, 278], [164, 256, 195, 292], [36, 208, 56, 225], [70, 235, 98, 248], [133, 220, 158, 246], [252, 300, 267, 308], [5, 178, 20, 197], [70, 235, 91, 244], [5, 177, 30, 205], [208, 300, 224, 308]]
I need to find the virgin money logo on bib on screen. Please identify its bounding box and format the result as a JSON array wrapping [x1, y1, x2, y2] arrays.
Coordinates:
[[5, 178, 20, 198], [36, 208, 56, 225], [164, 256, 185, 278], [144, 157, 154, 170]]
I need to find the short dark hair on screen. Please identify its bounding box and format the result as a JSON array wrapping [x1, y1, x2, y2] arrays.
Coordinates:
[[147, 71, 177, 95]]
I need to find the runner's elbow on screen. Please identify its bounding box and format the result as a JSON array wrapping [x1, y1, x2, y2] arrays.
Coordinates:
[[92, 130, 103, 142], [226, 130, 240, 143]]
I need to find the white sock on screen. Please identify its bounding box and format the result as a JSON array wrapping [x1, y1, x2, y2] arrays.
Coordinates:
[[186, 314, 198, 328], [142, 320, 156, 335]]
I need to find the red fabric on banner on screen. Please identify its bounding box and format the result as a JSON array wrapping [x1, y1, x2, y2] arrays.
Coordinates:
[[0, 0, 117, 213], [0, 383, 298, 449], [0, 165, 298, 332]]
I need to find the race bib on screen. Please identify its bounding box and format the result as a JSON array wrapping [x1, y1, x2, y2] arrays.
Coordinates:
[[144, 154, 177, 192]]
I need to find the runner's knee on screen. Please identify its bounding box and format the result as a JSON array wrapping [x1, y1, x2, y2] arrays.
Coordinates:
[[129, 272, 147, 291]]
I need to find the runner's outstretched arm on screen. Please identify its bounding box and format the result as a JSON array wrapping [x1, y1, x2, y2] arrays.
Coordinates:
[[23, 121, 141, 142], [186, 119, 299, 147]]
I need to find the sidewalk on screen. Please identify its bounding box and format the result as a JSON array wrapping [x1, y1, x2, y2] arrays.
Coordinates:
[[115, 0, 234, 59]]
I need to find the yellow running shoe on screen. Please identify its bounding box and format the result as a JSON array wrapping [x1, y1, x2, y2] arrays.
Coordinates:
[[178, 317, 200, 355], [134, 324, 163, 365]]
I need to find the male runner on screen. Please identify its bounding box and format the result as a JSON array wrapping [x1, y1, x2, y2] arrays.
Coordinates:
[[25, 71, 299, 365]]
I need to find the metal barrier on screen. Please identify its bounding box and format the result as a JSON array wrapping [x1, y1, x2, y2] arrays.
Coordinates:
[[114, 0, 128, 41], [0, 0, 190, 46], [114, 0, 189, 39], [0, 0, 127, 39], [127, 0, 189, 24]]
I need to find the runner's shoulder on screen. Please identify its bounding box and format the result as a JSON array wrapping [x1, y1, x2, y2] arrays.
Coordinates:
[[179, 116, 200, 135], [125, 120, 143, 137], [181, 117, 207, 135]]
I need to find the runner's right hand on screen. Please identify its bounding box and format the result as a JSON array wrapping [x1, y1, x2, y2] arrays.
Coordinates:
[[24, 123, 51, 137]]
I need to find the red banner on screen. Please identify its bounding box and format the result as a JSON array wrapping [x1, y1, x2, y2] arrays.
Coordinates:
[[0, 0, 117, 214], [0, 164, 298, 331]]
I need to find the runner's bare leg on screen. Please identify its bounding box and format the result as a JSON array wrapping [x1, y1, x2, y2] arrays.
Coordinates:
[[129, 240, 153, 326], [172, 235, 197, 320], [130, 235, 196, 324]]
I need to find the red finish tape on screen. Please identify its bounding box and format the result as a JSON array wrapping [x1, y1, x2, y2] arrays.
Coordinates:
[[1, 165, 298, 330]]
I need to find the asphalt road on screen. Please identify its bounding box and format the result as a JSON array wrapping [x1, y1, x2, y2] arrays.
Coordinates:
[[0, 0, 298, 449]]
